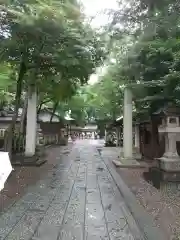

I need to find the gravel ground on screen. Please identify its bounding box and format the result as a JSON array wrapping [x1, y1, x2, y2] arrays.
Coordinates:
[[101, 147, 180, 240], [0, 144, 73, 213], [118, 168, 180, 240]]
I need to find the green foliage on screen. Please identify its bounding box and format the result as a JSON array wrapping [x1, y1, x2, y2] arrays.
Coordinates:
[[86, 75, 123, 120], [0, 0, 106, 114], [2, 0, 180, 128], [0, 64, 15, 109], [93, 0, 180, 118], [56, 74, 124, 124]]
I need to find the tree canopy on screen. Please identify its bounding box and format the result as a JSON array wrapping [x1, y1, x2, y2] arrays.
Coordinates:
[[0, 0, 107, 152], [0, 0, 106, 111], [1, 0, 180, 126], [79, 0, 180, 121]]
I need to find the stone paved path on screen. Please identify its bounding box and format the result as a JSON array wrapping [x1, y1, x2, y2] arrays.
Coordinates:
[[0, 140, 144, 240]]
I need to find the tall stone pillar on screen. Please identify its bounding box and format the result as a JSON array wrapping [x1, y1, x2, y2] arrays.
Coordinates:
[[113, 87, 141, 167], [133, 124, 142, 159], [134, 125, 140, 148], [123, 87, 133, 159], [25, 88, 37, 157], [105, 129, 107, 142]]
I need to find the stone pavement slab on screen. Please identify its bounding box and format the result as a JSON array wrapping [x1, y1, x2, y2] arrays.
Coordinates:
[[0, 140, 147, 240]]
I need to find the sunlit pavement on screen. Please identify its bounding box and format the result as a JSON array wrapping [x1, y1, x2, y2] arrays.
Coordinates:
[[0, 140, 144, 240]]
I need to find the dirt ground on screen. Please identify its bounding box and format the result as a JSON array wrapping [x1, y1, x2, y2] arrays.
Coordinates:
[[0, 145, 72, 213]]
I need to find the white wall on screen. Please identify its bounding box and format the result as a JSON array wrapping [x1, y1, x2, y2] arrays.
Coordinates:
[[0, 123, 9, 129], [38, 113, 59, 122], [71, 125, 97, 131], [83, 125, 97, 130]]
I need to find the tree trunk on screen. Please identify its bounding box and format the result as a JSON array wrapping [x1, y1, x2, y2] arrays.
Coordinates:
[[50, 101, 59, 122], [112, 109, 116, 121], [20, 92, 28, 134], [37, 102, 43, 115], [37, 98, 52, 114], [4, 61, 26, 159]]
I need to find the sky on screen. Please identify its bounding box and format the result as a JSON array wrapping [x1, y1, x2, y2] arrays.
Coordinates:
[[82, 0, 118, 28], [81, 0, 118, 84]]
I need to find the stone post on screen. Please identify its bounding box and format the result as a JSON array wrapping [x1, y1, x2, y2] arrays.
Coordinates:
[[133, 124, 142, 160], [25, 88, 37, 157], [105, 129, 107, 142], [123, 87, 133, 159], [134, 125, 140, 149]]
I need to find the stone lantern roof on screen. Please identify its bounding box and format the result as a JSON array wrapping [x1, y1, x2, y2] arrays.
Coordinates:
[[153, 102, 180, 117]]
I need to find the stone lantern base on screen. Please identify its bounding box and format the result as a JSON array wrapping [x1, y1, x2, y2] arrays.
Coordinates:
[[143, 157, 180, 189], [157, 157, 180, 171]]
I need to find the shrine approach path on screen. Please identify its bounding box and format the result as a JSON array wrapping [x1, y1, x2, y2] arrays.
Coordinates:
[[0, 139, 159, 240]]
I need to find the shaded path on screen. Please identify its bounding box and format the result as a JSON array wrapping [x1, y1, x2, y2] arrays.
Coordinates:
[[0, 140, 144, 240]]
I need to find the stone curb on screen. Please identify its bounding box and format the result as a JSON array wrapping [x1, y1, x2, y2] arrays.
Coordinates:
[[98, 149, 167, 240]]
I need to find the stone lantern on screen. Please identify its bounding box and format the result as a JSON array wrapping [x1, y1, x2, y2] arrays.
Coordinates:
[[157, 103, 180, 171], [143, 103, 180, 189]]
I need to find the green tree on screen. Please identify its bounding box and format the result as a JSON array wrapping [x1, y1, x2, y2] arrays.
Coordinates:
[[99, 0, 180, 115], [0, 0, 106, 155]]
